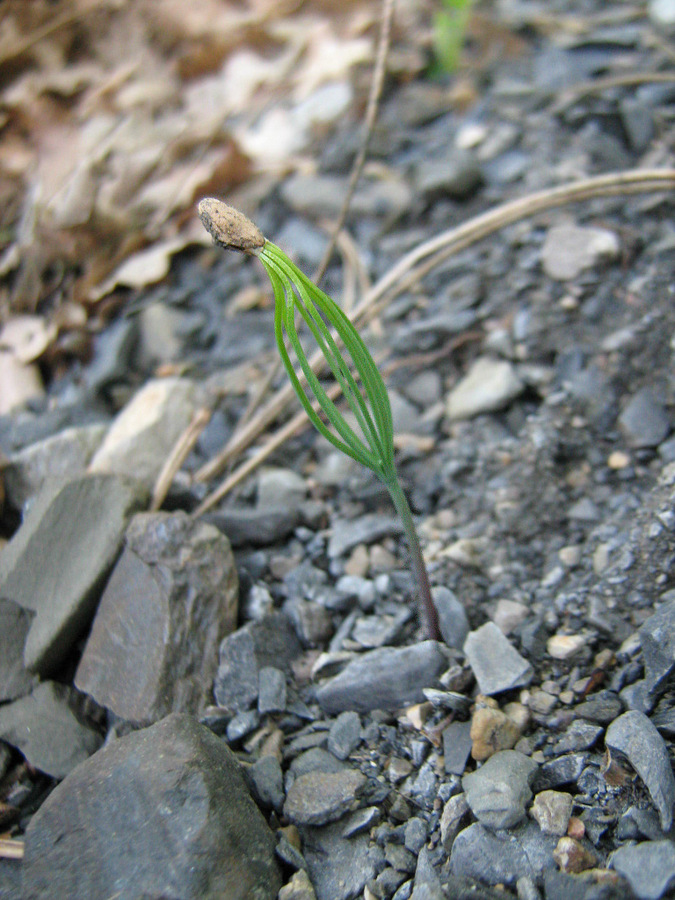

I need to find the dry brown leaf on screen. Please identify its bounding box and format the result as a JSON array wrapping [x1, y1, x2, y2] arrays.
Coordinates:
[[90, 226, 210, 301]]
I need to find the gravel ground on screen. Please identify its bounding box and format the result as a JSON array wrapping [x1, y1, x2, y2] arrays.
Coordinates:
[[2, 2, 675, 899]]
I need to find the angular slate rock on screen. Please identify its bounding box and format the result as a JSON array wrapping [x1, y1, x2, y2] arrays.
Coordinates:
[[284, 769, 366, 826], [327, 711, 362, 760], [327, 513, 404, 559], [0, 681, 102, 779], [0, 598, 36, 701], [75, 511, 238, 725], [639, 599, 675, 695], [214, 612, 302, 712], [610, 839, 675, 900], [300, 812, 379, 900], [315, 642, 448, 714], [0, 475, 146, 676], [4, 423, 107, 509], [22, 713, 282, 900], [411, 846, 444, 900], [462, 750, 538, 830], [245, 754, 285, 814], [605, 710, 675, 831], [432, 586, 470, 650], [451, 821, 558, 887], [464, 622, 533, 695]]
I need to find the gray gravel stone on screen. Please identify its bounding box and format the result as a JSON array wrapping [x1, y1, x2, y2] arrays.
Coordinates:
[[327, 711, 361, 760], [451, 821, 558, 887], [283, 769, 366, 826], [410, 846, 444, 900], [574, 690, 623, 724], [300, 813, 379, 900], [22, 713, 281, 900], [639, 599, 675, 695], [404, 817, 427, 854], [4, 423, 106, 509], [463, 750, 538, 830], [530, 790, 573, 836], [0, 681, 102, 779], [257, 466, 307, 510], [442, 720, 473, 776], [414, 148, 483, 200], [610, 839, 675, 900], [618, 387, 671, 449], [315, 641, 448, 714], [464, 622, 533, 695], [440, 793, 471, 853], [0, 474, 146, 676], [214, 613, 302, 712], [446, 357, 524, 420], [327, 514, 404, 559], [75, 511, 238, 725], [258, 667, 287, 715], [207, 506, 300, 547], [245, 754, 285, 813], [553, 720, 604, 754], [532, 754, 588, 792], [541, 223, 620, 281], [432, 586, 470, 650], [605, 710, 675, 831]]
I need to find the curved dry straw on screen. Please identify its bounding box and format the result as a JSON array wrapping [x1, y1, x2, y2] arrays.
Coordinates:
[[198, 199, 440, 640]]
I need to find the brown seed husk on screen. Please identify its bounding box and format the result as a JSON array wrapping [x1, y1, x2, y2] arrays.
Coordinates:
[[198, 198, 265, 253]]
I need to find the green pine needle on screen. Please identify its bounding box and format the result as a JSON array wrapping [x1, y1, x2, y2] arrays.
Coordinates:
[[198, 198, 441, 641]]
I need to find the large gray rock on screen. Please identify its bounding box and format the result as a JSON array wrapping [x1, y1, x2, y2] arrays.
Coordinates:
[[315, 642, 448, 714], [464, 622, 533, 695], [462, 750, 538, 830], [22, 713, 282, 900], [75, 511, 238, 725], [0, 475, 146, 676], [0, 681, 102, 779], [606, 710, 675, 832]]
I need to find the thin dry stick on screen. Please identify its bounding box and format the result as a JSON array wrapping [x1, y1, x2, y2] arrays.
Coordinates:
[[552, 71, 675, 114], [0, 839, 24, 861], [193, 169, 675, 511], [314, 0, 395, 284], [194, 383, 345, 517], [150, 408, 211, 511], [218, 0, 393, 449]]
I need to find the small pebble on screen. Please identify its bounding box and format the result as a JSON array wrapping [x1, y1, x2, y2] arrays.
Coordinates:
[[553, 836, 597, 873], [530, 790, 574, 836]]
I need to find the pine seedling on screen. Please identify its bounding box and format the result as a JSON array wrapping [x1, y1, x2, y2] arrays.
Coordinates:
[[198, 199, 440, 640]]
